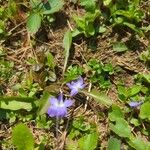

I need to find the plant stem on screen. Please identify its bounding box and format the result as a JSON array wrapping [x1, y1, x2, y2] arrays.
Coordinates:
[[56, 117, 59, 150]]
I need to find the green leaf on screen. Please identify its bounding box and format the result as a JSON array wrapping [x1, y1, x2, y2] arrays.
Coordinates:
[[63, 30, 72, 74], [107, 137, 121, 150], [43, 0, 64, 14], [64, 65, 83, 83], [135, 73, 150, 83], [98, 26, 107, 33], [47, 70, 57, 82], [108, 105, 124, 121], [128, 85, 141, 97], [103, 63, 114, 74], [73, 117, 90, 132], [123, 22, 144, 36], [103, 0, 112, 6], [117, 85, 128, 100], [130, 118, 140, 126], [0, 97, 37, 111], [113, 42, 128, 52], [30, 0, 41, 8], [78, 132, 98, 150], [27, 12, 42, 33], [0, 100, 33, 111], [71, 28, 81, 37], [37, 92, 51, 115], [83, 90, 112, 107], [128, 137, 150, 150], [84, 22, 95, 37], [73, 9, 100, 37], [79, 0, 96, 11], [65, 139, 79, 150], [110, 118, 131, 138], [12, 123, 34, 150], [139, 46, 150, 62], [46, 52, 56, 69], [141, 25, 150, 32], [139, 102, 150, 120]]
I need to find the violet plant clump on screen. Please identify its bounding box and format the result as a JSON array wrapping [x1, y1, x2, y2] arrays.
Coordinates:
[[66, 76, 86, 96], [129, 101, 143, 108], [47, 93, 73, 118]]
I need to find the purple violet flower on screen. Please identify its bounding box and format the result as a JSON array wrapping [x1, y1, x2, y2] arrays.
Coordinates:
[[47, 93, 73, 118], [66, 76, 86, 96], [129, 101, 143, 108]]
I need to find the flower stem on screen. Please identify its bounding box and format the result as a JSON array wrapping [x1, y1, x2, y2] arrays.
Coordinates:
[[56, 117, 59, 149]]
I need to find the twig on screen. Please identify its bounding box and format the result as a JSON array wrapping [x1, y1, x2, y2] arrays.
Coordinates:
[[67, 20, 73, 31], [8, 21, 26, 34], [84, 82, 92, 111]]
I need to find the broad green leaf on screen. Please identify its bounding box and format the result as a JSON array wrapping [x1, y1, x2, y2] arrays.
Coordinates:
[[110, 118, 131, 138], [71, 28, 81, 37], [46, 52, 56, 69], [139, 102, 150, 120], [80, 0, 96, 11], [43, 0, 64, 14], [63, 30, 72, 74], [128, 137, 150, 150], [73, 15, 85, 30], [128, 85, 141, 97], [0, 100, 33, 111], [113, 42, 128, 52], [83, 90, 112, 106], [84, 22, 95, 37], [113, 10, 131, 19], [37, 92, 51, 115], [12, 123, 34, 150], [123, 22, 144, 36], [130, 118, 140, 126], [85, 9, 100, 22], [117, 86, 128, 100], [135, 73, 150, 83], [27, 12, 42, 33], [107, 137, 121, 150], [78, 132, 98, 150], [73, 9, 100, 37], [0, 97, 37, 111], [108, 105, 124, 121]]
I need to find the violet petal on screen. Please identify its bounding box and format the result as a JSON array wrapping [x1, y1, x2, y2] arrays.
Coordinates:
[[70, 89, 78, 96], [129, 101, 143, 107], [64, 99, 73, 107], [49, 97, 58, 106], [57, 107, 67, 117]]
